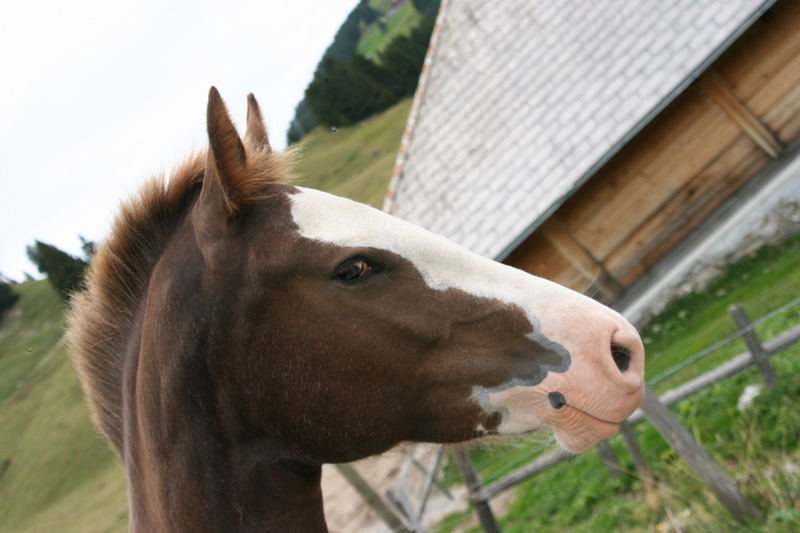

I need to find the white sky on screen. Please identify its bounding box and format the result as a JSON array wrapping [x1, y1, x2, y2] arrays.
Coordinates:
[[0, 0, 358, 281]]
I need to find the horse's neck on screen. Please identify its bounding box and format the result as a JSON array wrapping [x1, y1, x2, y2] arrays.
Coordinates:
[[124, 441, 327, 532], [122, 315, 328, 532]]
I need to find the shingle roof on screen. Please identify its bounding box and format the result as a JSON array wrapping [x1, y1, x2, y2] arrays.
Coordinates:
[[385, 0, 774, 259]]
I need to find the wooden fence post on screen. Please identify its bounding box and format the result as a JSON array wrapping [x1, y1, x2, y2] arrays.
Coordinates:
[[728, 304, 778, 386], [596, 441, 623, 478], [451, 448, 501, 533], [619, 422, 661, 511], [639, 386, 761, 522], [335, 464, 414, 533]]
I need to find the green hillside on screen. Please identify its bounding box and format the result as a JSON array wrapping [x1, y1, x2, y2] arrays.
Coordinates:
[[293, 97, 412, 208], [358, 0, 422, 59], [0, 281, 127, 533]]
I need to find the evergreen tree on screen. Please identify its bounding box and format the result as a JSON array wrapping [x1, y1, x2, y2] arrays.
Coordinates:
[[287, 100, 316, 144], [0, 274, 18, 320], [26, 240, 87, 299], [411, 0, 440, 13], [79, 235, 97, 260], [305, 55, 397, 127]]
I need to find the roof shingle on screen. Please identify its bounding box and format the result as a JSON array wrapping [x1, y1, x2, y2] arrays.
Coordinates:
[[386, 0, 773, 259]]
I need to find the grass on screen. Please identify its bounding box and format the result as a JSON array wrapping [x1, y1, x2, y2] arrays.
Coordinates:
[[0, 281, 127, 533], [358, 1, 421, 59], [0, 281, 66, 405], [642, 232, 800, 391], [434, 234, 800, 532], [293, 98, 412, 208]]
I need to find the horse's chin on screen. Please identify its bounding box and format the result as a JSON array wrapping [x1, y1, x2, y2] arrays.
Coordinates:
[[550, 407, 621, 453]]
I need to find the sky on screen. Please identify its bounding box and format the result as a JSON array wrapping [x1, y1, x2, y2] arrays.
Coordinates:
[[0, 0, 358, 281]]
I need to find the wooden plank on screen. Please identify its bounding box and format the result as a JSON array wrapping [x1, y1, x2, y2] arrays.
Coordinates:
[[729, 304, 778, 386], [539, 218, 623, 301], [595, 441, 623, 477], [619, 422, 661, 511], [750, 52, 800, 130], [763, 82, 800, 143], [716, 1, 800, 115], [335, 464, 414, 533], [560, 85, 741, 260], [452, 449, 501, 533], [638, 386, 762, 523], [483, 448, 573, 499], [700, 70, 783, 158], [764, 322, 800, 355], [505, 231, 587, 291], [605, 134, 768, 284]]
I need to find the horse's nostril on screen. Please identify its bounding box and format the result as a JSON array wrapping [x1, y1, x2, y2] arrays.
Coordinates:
[[610, 344, 631, 373], [548, 391, 567, 409]]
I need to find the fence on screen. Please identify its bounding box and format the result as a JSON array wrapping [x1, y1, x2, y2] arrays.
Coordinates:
[[342, 297, 800, 533]]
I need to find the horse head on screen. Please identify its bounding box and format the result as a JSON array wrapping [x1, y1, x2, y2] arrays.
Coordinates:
[[186, 88, 644, 461]]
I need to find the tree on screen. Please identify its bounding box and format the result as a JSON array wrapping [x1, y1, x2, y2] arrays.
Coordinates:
[[79, 235, 97, 260], [26, 240, 88, 299], [0, 274, 18, 320], [305, 55, 397, 127], [287, 99, 317, 145], [411, 0, 440, 13]]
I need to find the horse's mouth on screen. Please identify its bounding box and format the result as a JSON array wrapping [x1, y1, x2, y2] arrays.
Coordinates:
[[569, 405, 627, 426], [551, 405, 623, 452]]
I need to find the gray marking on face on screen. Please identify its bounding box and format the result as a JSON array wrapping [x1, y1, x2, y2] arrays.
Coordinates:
[[471, 315, 571, 423]]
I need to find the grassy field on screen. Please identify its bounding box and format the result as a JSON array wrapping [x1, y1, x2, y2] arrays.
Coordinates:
[[0, 281, 127, 533], [358, 0, 422, 59], [435, 234, 800, 533], [292, 98, 412, 208]]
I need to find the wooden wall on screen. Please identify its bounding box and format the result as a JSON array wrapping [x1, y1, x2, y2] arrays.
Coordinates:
[[507, 0, 800, 302]]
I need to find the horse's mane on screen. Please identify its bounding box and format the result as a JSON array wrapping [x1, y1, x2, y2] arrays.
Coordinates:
[[67, 141, 292, 453]]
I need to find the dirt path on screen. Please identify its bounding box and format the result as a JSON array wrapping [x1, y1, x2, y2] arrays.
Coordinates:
[[321, 445, 516, 533]]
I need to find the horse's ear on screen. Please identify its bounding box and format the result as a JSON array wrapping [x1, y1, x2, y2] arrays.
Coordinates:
[[245, 93, 271, 152], [202, 86, 246, 216]]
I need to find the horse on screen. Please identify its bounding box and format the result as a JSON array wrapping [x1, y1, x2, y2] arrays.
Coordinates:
[[66, 88, 645, 532]]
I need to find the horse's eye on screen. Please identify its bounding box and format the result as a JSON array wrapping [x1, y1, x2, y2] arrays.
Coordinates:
[[334, 258, 374, 282]]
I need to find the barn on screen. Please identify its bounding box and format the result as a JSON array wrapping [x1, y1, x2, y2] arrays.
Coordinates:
[[385, 0, 800, 321]]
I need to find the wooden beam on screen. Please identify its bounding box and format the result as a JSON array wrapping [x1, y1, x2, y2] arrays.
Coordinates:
[[619, 422, 661, 511], [452, 449, 501, 533], [639, 386, 761, 523], [595, 441, 623, 478], [483, 448, 573, 499], [700, 70, 783, 158], [540, 218, 624, 300], [728, 304, 778, 386], [335, 464, 414, 533]]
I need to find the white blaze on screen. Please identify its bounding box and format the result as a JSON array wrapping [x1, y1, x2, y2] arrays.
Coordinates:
[[289, 187, 586, 310]]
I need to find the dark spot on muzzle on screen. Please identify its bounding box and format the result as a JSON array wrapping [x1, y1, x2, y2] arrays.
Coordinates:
[[548, 391, 567, 409]]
